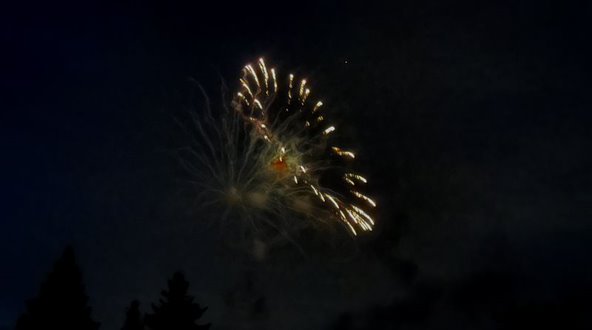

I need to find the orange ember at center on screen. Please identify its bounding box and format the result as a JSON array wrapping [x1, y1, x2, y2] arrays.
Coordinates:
[[270, 158, 289, 173]]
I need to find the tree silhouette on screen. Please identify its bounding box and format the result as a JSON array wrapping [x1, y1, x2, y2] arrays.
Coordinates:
[[121, 300, 144, 330], [16, 246, 100, 330], [145, 272, 210, 330]]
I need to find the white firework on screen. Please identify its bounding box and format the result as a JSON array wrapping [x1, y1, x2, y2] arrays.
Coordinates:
[[181, 58, 376, 243]]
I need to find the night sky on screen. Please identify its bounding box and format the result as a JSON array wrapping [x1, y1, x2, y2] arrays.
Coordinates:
[[2, 1, 591, 329]]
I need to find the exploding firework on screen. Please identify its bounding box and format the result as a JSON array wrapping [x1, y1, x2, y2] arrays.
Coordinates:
[[183, 58, 375, 241]]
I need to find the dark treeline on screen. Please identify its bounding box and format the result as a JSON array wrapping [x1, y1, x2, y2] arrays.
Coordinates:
[[15, 246, 591, 329], [15, 247, 210, 330], [15, 247, 99, 330]]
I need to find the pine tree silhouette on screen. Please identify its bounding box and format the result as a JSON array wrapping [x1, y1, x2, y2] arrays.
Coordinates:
[[145, 272, 210, 330], [16, 246, 100, 330], [121, 300, 144, 330]]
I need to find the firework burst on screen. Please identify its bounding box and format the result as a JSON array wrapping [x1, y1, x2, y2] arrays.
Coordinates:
[[184, 58, 375, 240]]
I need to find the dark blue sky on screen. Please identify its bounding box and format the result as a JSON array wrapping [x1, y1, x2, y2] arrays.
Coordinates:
[[2, 1, 591, 329]]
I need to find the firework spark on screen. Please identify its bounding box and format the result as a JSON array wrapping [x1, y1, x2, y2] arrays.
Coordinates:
[[187, 58, 375, 237]]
